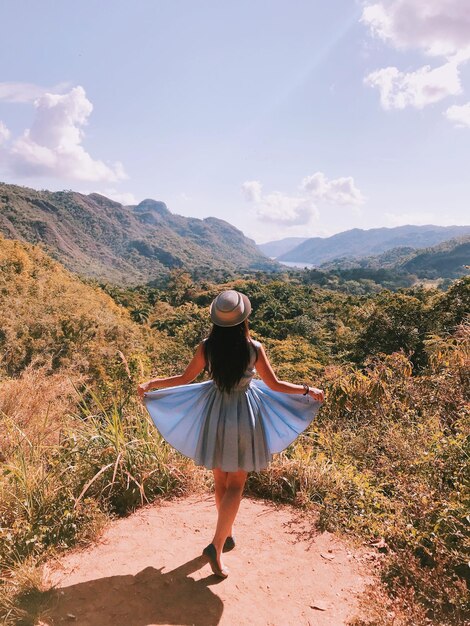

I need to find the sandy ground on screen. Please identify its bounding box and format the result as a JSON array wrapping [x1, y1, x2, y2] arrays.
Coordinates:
[[43, 495, 372, 626]]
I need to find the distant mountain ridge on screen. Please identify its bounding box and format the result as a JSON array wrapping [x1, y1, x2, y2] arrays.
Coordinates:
[[0, 182, 277, 284], [320, 236, 470, 279], [276, 225, 470, 265], [258, 237, 308, 258], [399, 237, 470, 278]]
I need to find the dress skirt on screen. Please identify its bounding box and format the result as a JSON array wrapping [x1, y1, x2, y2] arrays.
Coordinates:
[[143, 380, 322, 472]]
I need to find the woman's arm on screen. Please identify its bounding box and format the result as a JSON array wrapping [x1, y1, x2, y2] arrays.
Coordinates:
[[254, 343, 324, 402], [137, 342, 206, 399]]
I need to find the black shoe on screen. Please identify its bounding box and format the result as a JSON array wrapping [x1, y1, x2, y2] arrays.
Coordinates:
[[223, 535, 236, 553], [202, 543, 229, 578]]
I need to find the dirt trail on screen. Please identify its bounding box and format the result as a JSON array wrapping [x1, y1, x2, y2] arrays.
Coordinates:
[[44, 496, 372, 626]]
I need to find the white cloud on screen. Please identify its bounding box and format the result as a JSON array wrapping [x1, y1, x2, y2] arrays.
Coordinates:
[[242, 171, 364, 226], [0, 81, 71, 103], [445, 101, 470, 127], [301, 171, 365, 205], [256, 193, 319, 226], [0, 85, 126, 182], [362, 1, 470, 117], [362, 0, 470, 57], [0, 121, 10, 144], [241, 180, 262, 203], [365, 60, 462, 109]]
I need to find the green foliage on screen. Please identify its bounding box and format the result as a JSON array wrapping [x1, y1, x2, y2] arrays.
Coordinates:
[[151, 302, 210, 348], [400, 237, 470, 279], [352, 292, 428, 368], [297, 266, 415, 293], [164, 270, 196, 306], [430, 276, 470, 333], [350, 280, 469, 370]]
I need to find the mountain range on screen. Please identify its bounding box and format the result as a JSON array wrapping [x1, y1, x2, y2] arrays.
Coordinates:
[[1, 181, 469, 286], [0, 182, 277, 284], [262, 225, 470, 266]]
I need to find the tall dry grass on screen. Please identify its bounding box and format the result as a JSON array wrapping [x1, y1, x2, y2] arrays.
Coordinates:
[[0, 374, 206, 624], [0, 362, 81, 458]]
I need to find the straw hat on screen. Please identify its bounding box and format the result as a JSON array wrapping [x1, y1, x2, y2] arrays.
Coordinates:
[[210, 290, 252, 327]]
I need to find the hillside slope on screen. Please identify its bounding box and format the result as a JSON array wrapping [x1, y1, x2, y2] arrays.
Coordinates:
[[278, 225, 470, 265], [0, 233, 185, 387], [0, 182, 277, 284], [399, 237, 470, 278], [0, 233, 146, 377], [319, 236, 470, 279]]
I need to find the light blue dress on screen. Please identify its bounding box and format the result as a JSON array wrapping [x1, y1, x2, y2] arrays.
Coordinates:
[[143, 340, 322, 472]]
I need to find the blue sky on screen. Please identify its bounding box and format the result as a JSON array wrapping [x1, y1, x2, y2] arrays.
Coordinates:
[[0, 0, 469, 243]]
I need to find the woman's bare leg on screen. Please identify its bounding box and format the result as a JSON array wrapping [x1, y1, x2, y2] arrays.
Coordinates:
[[212, 468, 234, 537], [213, 468, 227, 511], [211, 469, 247, 568]]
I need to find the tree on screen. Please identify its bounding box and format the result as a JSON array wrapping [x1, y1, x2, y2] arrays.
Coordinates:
[[166, 270, 195, 306], [352, 292, 428, 368]]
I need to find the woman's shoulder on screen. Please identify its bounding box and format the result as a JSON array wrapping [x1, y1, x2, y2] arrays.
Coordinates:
[[249, 338, 262, 350]]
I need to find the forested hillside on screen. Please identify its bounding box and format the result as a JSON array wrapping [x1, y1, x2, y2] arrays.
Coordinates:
[[399, 237, 470, 278], [320, 236, 470, 280], [0, 182, 277, 284]]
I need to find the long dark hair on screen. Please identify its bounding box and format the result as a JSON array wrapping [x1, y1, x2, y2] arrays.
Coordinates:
[[204, 320, 251, 392]]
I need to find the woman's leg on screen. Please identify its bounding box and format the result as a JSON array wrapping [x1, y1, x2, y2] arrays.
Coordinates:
[[211, 469, 248, 564], [213, 468, 227, 512], [212, 468, 234, 537]]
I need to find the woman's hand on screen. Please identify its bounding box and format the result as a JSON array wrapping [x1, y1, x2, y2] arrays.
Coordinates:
[[137, 382, 151, 399], [308, 387, 325, 402], [137, 343, 207, 401]]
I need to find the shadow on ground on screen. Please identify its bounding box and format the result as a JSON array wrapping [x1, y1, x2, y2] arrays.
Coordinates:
[[41, 556, 224, 626]]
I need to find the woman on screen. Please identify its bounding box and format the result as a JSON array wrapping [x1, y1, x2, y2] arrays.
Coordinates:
[[138, 289, 324, 579]]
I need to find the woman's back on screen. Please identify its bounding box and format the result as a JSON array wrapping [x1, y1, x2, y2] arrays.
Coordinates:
[[204, 337, 261, 391]]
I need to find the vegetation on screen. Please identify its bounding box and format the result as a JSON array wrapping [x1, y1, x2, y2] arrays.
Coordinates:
[[0, 236, 468, 624], [400, 237, 470, 279], [0, 182, 277, 286], [249, 337, 469, 624], [320, 235, 470, 281]]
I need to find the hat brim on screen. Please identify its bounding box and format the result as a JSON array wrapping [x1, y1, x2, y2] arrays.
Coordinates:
[[210, 293, 252, 327]]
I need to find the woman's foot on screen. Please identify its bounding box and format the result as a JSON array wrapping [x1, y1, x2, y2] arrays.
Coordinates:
[[202, 543, 229, 578], [223, 535, 236, 553]]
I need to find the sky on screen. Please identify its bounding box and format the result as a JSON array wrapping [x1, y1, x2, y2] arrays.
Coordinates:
[[0, 0, 469, 243]]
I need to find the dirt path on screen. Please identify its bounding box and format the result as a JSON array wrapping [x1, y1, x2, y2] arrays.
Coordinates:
[[44, 495, 372, 626]]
